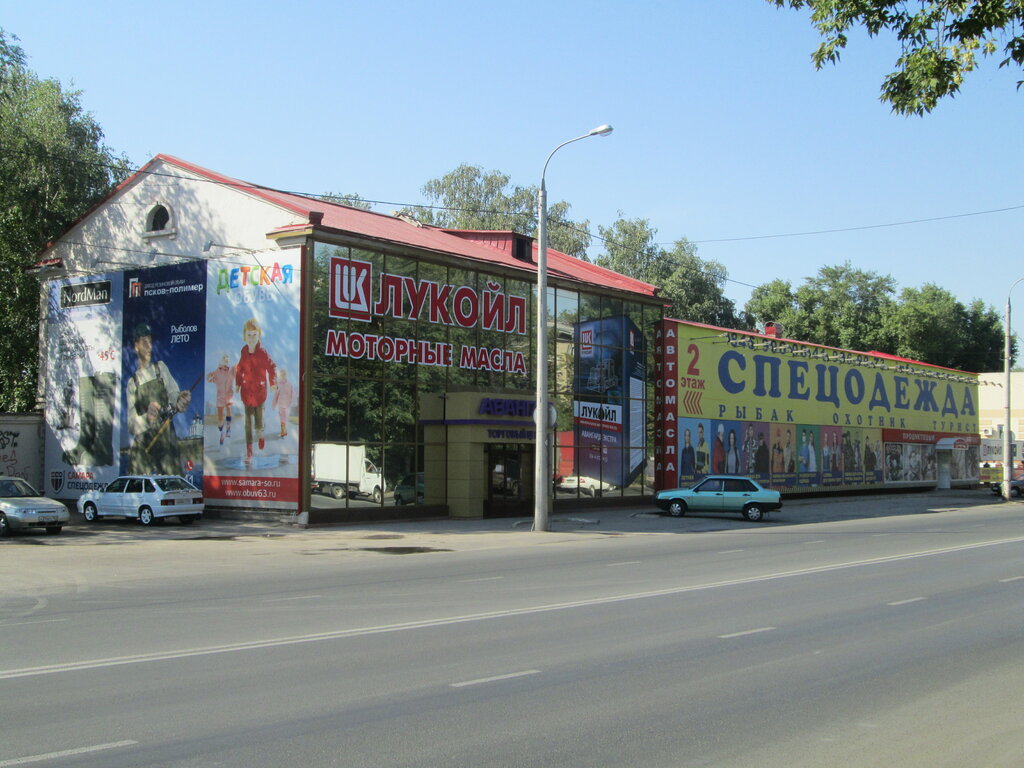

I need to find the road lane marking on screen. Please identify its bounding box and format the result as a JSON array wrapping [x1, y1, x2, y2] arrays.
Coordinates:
[[4, 534, 1023, 681], [888, 597, 926, 606], [458, 576, 505, 583], [263, 595, 322, 602], [718, 627, 775, 639], [804, 540, 827, 545], [999, 576, 1024, 582], [450, 669, 541, 688], [717, 549, 745, 554], [1, 619, 68, 627], [607, 561, 642, 567], [0, 740, 137, 766]]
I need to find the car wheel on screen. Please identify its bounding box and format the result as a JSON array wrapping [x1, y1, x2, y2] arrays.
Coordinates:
[[667, 500, 687, 517], [1012, 487, 1021, 498], [138, 506, 155, 526], [372, 487, 383, 504], [330, 484, 345, 500], [83, 502, 99, 522], [46, 526, 62, 535], [742, 504, 765, 522], [0, 512, 9, 537]]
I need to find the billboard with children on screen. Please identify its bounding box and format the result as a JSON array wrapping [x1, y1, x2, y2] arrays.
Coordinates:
[[202, 248, 301, 506], [43, 247, 301, 508], [655, 319, 980, 492]]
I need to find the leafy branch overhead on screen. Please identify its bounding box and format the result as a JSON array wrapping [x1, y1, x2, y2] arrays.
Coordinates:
[[770, 0, 1024, 114]]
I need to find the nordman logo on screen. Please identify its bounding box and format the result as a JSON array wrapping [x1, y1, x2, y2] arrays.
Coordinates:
[[60, 281, 112, 308]]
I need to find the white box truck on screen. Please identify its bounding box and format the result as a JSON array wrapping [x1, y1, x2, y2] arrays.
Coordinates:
[[311, 443, 385, 503]]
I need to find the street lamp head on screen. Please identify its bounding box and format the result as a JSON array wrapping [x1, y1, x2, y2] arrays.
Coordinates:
[[588, 124, 613, 137]]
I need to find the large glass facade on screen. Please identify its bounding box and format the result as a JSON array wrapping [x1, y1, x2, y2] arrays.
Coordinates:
[[310, 240, 661, 516]]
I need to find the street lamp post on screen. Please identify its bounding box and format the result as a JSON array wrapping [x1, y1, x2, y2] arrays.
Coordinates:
[[533, 124, 613, 532], [1003, 278, 1024, 499]]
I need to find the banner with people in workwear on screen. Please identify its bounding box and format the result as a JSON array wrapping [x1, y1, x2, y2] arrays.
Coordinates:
[[655, 320, 979, 493]]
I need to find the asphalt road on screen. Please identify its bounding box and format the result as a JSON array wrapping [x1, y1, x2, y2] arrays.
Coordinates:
[[2, 492, 1022, 767]]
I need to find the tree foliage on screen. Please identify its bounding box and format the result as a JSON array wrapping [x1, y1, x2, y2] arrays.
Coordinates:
[[595, 216, 746, 328], [319, 191, 372, 210], [770, 0, 1024, 114], [745, 263, 1005, 370], [0, 29, 130, 410], [396, 164, 591, 258]]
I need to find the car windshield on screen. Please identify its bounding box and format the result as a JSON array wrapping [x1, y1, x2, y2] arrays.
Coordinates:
[[0, 478, 39, 497], [155, 477, 197, 492]]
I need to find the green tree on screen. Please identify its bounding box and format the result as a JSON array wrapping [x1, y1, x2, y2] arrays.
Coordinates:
[[595, 216, 745, 327], [769, 0, 1024, 114], [397, 164, 591, 258], [745, 262, 897, 350], [886, 283, 966, 363], [885, 285, 1005, 370], [319, 191, 372, 210], [0, 29, 130, 410], [745, 264, 1006, 370]]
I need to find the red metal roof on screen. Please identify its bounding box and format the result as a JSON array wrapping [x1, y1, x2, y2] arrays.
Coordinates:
[[666, 318, 976, 375], [126, 155, 660, 299]]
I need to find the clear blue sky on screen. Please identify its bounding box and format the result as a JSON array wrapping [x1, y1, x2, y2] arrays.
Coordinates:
[[5, 0, 1022, 338]]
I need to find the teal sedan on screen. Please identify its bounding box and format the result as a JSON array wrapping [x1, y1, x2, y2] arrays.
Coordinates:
[[655, 475, 781, 522]]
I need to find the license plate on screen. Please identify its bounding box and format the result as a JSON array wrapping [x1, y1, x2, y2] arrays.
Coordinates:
[[39, 515, 56, 522], [175, 498, 191, 505]]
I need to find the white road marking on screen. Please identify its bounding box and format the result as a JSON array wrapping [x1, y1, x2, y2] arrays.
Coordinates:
[[717, 549, 745, 554], [3, 535, 1023, 681], [804, 540, 827, 545], [458, 576, 505, 583], [450, 669, 541, 688], [888, 597, 926, 606], [0, 740, 137, 766], [1, 619, 68, 627], [606, 561, 642, 567], [719, 627, 775, 639], [263, 595, 322, 602], [998, 576, 1024, 582]]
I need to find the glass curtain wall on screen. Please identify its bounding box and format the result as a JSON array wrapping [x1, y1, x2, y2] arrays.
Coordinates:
[[311, 240, 658, 513]]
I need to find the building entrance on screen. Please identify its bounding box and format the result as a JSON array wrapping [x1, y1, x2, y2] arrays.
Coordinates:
[[485, 444, 534, 517]]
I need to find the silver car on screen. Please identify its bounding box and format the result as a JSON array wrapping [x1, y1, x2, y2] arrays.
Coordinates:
[[0, 476, 71, 536]]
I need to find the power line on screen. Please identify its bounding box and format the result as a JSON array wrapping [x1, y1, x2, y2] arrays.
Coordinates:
[[685, 204, 1024, 244], [13, 147, 1023, 249]]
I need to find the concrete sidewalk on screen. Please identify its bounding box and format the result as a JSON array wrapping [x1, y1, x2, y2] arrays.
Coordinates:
[[2, 488, 1008, 556]]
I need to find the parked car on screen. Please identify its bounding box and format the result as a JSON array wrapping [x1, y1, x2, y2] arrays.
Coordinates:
[[557, 475, 616, 497], [78, 475, 204, 526], [0, 476, 70, 536], [394, 472, 425, 505], [655, 475, 782, 522], [990, 474, 1024, 497]]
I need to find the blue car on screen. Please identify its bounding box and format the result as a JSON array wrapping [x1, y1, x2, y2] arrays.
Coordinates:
[[655, 475, 781, 522]]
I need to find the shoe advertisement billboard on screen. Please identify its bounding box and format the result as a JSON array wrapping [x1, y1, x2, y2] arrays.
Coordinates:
[[43, 247, 301, 508]]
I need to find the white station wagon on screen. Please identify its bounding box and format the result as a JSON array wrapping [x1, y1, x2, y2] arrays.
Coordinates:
[[78, 475, 204, 526]]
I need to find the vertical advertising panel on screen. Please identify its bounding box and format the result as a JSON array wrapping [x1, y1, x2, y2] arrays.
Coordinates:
[[655, 320, 980, 492], [573, 315, 646, 488], [120, 262, 207, 488], [44, 275, 123, 496], [203, 248, 301, 506]]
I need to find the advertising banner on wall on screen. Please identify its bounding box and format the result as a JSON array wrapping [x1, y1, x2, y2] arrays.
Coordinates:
[[44, 275, 124, 495], [573, 315, 646, 488], [202, 248, 301, 506], [120, 262, 207, 488], [43, 247, 302, 508], [654, 320, 979, 491]]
